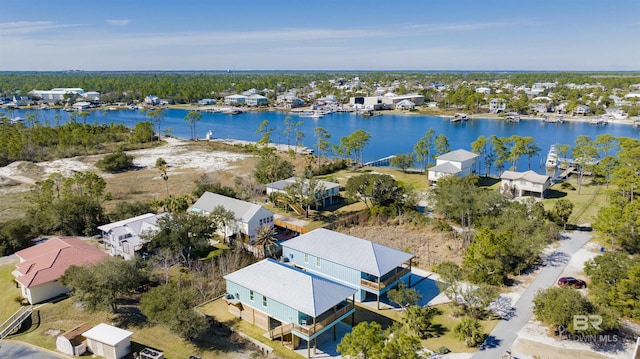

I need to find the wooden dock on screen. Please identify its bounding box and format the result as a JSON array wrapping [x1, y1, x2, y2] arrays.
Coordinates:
[[558, 167, 575, 180]]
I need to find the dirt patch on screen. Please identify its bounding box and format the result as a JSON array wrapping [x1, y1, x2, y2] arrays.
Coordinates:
[[338, 222, 461, 269]]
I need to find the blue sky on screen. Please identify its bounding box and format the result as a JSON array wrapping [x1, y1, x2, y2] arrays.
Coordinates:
[[1, 0, 638, 71]]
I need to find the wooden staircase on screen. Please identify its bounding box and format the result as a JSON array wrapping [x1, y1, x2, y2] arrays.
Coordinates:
[[267, 323, 293, 340], [0, 306, 33, 340]]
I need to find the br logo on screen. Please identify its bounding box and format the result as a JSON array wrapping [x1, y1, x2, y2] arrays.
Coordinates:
[[573, 315, 602, 331]]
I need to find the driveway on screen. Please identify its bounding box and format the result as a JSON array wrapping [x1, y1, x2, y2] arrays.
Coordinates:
[[473, 231, 592, 359], [0, 341, 66, 359]]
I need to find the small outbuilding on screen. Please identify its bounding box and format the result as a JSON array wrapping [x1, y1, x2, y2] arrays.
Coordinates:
[[83, 323, 133, 359], [56, 322, 93, 356]]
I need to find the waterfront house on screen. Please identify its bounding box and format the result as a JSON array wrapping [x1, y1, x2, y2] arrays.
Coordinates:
[[191, 192, 274, 241], [198, 98, 216, 105], [13, 237, 107, 304], [395, 99, 416, 110], [281, 228, 414, 308], [265, 177, 341, 208], [246, 94, 269, 106], [82, 323, 133, 359], [224, 258, 356, 358], [144, 95, 160, 106], [97, 213, 167, 260], [72, 101, 91, 110], [428, 149, 479, 183], [500, 170, 551, 199], [11, 95, 32, 106], [29, 88, 85, 103], [224, 94, 247, 105], [574, 104, 590, 116], [489, 98, 506, 113]]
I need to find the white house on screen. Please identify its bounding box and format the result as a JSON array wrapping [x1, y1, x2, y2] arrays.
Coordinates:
[[395, 99, 416, 110], [198, 98, 216, 105], [144, 95, 160, 106], [82, 323, 133, 359], [224, 94, 247, 104], [29, 88, 85, 102], [72, 101, 91, 110], [13, 237, 108, 304], [265, 177, 341, 208], [246, 94, 268, 106], [475, 87, 491, 95], [500, 170, 551, 199], [489, 98, 506, 113], [574, 104, 590, 116], [191, 192, 274, 241], [97, 213, 167, 260], [428, 149, 479, 183]]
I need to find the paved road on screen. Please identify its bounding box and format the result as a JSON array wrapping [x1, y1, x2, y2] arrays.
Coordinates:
[[0, 341, 66, 359], [473, 231, 592, 359]]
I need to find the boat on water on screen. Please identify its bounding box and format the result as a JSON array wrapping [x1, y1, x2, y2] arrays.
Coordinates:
[[591, 117, 608, 125], [505, 112, 520, 123], [205, 130, 214, 140], [545, 144, 558, 169], [542, 115, 564, 124], [222, 107, 243, 115], [299, 110, 325, 119], [451, 113, 469, 122]]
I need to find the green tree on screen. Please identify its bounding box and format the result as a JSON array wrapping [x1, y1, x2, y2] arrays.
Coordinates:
[[345, 173, 405, 211], [380, 328, 424, 359], [283, 116, 302, 150], [433, 134, 450, 159], [390, 153, 414, 173], [251, 225, 277, 257], [314, 126, 331, 168], [387, 281, 422, 309], [523, 136, 540, 170], [471, 135, 488, 176], [145, 212, 215, 262], [184, 111, 203, 140], [414, 128, 435, 171], [284, 176, 326, 218], [552, 199, 574, 230], [490, 136, 509, 175], [253, 154, 294, 184], [453, 317, 485, 347], [62, 257, 148, 312], [256, 120, 274, 145], [95, 151, 135, 173], [140, 282, 209, 339], [533, 286, 618, 335], [131, 121, 155, 143], [340, 129, 371, 166], [337, 322, 385, 359], [572, 135, 598, 194], [145, 108, 165, 141], [403, 305, 441, 339], [584, 252, 640, 317], [109, 201, 154, 221]]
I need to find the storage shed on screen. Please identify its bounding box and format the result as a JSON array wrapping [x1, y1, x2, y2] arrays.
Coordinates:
[[56, 322, 92, 356], [82, 323, 133, 359]]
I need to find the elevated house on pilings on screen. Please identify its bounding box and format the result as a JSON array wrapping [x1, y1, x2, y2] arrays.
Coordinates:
[[224, 259, 356, 358]]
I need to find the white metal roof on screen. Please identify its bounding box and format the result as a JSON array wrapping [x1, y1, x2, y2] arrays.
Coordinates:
[[437, 149, 479, 162], [281, 228, 414, 276], [82, 323, 132, 346], [501, 170, 550, 184], [266, 177, 340, 192], [224, 259, 356, 316], [97, 213, 157, 232], [191, 192, 271, 223]]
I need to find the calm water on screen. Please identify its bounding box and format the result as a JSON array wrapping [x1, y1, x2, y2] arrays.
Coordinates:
[[4, 108, 639, 173]]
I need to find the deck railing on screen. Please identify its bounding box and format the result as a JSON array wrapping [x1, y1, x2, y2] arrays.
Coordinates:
[[360, 266, 411, 291], [268, 322, 294, 340], [293, 302, 354, 337]]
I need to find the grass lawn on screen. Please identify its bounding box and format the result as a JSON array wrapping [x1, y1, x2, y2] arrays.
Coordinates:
[[0, 263, 23, 321], [421, 304, 499, 353], [541, 177, 609, 225]]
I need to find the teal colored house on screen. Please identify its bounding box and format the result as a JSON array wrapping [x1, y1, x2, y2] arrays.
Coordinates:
[[281, 228, 414, 308], [224, 259, 356, 358]]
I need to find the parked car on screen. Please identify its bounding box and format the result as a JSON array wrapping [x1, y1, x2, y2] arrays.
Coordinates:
[[557, 276, 587, 288]]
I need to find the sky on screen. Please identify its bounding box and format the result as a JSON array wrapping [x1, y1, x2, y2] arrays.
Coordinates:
[[1, 0, 639, 71]]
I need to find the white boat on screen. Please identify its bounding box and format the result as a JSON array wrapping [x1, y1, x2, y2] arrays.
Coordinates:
[[222, 107, 242, 115], [299, 110, 324, 118], [205, 130, 214, 140], [505, 112, 520, 123], [545, 144, 558, 169], [451, 113, 469, 122]]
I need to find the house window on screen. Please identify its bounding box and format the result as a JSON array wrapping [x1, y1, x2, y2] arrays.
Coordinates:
[[304, 253, 309, 263], [316, 257, 321, 267], [250, 290, 254, 301], [262, 296, 268, 307]]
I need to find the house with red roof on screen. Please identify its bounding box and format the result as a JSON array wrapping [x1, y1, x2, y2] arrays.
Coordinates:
[[13, 237, 108, 304]]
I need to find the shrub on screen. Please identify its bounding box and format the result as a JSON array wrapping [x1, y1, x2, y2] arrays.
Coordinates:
[[95, 151, 134, 173]]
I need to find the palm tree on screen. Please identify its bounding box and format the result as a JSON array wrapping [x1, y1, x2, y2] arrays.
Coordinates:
[[252, 225, 277, 258], [209, 205, 235, 243]]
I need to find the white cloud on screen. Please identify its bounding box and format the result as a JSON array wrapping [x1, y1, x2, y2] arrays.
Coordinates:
[[106, 19, 131, 26], [408, 21, 520, 32], [0, 21, 84, 34]]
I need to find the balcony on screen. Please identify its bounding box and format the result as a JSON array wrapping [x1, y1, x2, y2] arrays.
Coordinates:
[[292, 302, 354, 338], [360, 266, 411, 291]]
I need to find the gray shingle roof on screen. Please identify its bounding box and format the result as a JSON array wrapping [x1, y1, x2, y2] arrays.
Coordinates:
[[429, 162, 461, 174], [191, 192, 270, 223], [281, 228, 413, 276], [224, 259, 356, 316], [437, 149, 479, 162]]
